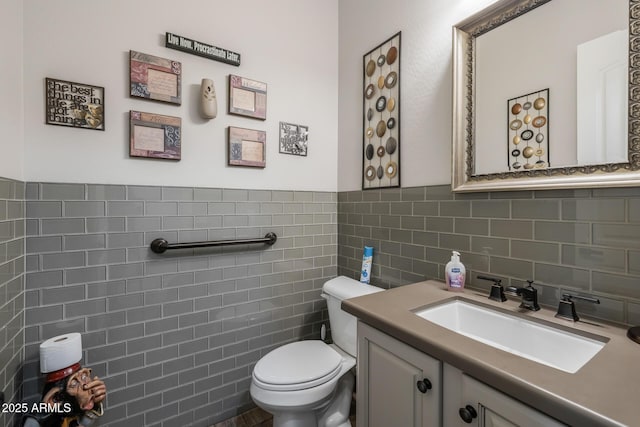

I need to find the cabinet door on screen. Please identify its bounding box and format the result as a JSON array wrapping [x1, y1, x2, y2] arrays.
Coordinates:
[[458, 374, 566, 426], [357, 322, 441, 427]]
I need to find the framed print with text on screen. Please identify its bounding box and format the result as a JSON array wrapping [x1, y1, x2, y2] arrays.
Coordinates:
[[130, 50, 182, 105], [228, 75, 267, 120], [228, 126, 266, 167], [130, 110, 181, 160], [45, 77, 104, 130]]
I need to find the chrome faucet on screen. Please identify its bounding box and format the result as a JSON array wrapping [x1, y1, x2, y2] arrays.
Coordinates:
[[506, 280, 540, 311]]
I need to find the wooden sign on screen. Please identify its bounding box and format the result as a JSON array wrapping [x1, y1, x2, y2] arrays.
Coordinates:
[[165, 32, 240, 66]]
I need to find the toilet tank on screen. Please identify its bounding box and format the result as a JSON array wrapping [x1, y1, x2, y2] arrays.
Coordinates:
[[322, 276, 384, 357]]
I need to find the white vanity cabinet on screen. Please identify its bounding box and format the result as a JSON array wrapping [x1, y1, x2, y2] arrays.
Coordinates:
[[357, 321, 566, 427], [356, 322, 442, 427], [443, 364, 566, 426]]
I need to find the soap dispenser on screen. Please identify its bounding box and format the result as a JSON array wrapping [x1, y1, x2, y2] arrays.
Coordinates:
[[445, 251, 466, 292]]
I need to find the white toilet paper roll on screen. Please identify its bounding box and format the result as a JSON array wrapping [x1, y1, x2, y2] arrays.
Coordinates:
[[40, 333, 82, 373]]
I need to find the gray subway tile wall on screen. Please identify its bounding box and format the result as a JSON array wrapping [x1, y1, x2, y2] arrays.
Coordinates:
[[338, 185, 640, 325], [7, 179, 640, 427], [23, 182, 337, 427], [0, 178, 25, 427]]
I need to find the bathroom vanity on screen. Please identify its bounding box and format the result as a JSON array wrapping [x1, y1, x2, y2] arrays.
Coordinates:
[[342, 280, 638, 426]]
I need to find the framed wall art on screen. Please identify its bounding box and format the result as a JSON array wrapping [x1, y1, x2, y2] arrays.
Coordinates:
[[228, 126, 266, 167], [130, 50, 182, 105], [129, 110, 181, 160], [362, 32, 401, 189], [279, 121, 308, 156], [45, 78, 104, 130], [507, 88, 549, 171], [228, 75, 267, 120]]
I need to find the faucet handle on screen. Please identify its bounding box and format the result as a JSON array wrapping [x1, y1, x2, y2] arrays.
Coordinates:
[[555, 293, 600, 322], [478, 275, 507, 302]]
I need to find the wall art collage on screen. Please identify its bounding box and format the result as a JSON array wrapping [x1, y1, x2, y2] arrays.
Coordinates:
[[44, 31, 310, 168]]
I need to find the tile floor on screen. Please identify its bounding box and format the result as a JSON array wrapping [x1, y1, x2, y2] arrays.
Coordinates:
[[211, 399, 357, 427]]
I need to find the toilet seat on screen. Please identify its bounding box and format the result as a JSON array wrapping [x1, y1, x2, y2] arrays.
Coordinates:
[[253, 341, 343, 392]]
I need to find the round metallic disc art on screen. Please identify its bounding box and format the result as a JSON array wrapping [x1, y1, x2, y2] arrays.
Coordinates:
[[366, 144, 374, 160], [521, 129, 534, 141], [365, 84, 375, 99], [509, 119, 523, 130], [508, 89, 549, 173], [365, 166, 376, 181], [366, 60, 376, 77], [511, 103, 522, 115], [386, 97, 396, 112], [385, 161, 398, 178], [363, 33, 400, 189], [386, 137, 397, 155], [385, 72, 398, 89], [366, 127, 374, 138], [386, 46, 398, 65], [387, 117, 396, 129], [523, 146, 534, 158], [532, 116, 546, 128]]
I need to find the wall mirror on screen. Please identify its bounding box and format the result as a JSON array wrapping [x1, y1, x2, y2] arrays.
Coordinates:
[[452, 0, 640, 192]]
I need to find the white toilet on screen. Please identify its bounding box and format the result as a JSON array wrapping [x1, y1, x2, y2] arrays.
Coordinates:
[[250, 276, 383, 427]]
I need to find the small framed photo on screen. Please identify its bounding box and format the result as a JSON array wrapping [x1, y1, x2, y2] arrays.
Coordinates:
[[130, 110, 181, 160], [228, 75, 267, 120], [228, 126, 266, 168], [45, 78, 105, 130], [279, 122, 308, 156], [130, 50, 181, 105]]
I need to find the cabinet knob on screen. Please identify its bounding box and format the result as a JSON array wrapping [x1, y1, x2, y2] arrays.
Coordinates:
[[416, 378, 432, 394], [459, 405, 478, 423]]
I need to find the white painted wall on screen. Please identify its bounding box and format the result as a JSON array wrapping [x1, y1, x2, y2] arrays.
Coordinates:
[[0, 0, 24, 181], [23, 0, 338, 191], [338, 0, 502, 191]]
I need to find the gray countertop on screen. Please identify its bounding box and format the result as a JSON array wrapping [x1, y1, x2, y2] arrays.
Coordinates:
[[342, 280, 638, 427]]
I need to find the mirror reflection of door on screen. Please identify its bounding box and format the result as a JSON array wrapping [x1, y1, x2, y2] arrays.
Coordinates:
[[577, 29, 628, 165]]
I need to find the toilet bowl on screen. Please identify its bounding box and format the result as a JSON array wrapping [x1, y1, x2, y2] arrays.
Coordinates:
[[249, 276, 383, 427]]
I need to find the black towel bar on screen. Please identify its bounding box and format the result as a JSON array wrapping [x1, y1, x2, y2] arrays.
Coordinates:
[[150, 232, 277, 254]]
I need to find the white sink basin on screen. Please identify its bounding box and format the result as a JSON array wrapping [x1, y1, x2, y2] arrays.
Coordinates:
[[414, 299, 607, 373]]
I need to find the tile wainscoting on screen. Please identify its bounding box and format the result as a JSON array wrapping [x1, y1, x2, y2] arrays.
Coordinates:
[[337, 185, 640, 326], [23, 182, 337, 427], [9, 179, 640, 426], [0, 178, 25, 427]]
